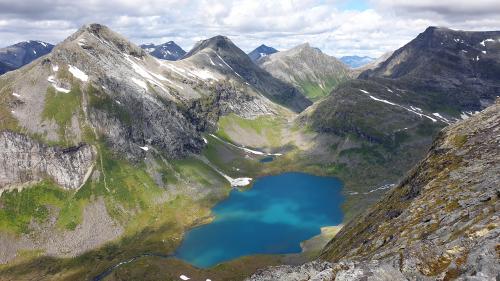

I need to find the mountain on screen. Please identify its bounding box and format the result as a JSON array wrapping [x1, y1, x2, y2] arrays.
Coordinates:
[[0, 23, 311, 270], [296, 27, 500, 218], [248, 44, 278, 62], [0, 24, 317, 279], [340, 55, 375, 68], [0, 40, 54, 75], [248, 99, 499, 280], [351, 51, 393, 77], [0, 61, 15, 75], [361, 26, 500, 113], [140, 41, 186, 60], [258, 43, 352, 101], [183, 35, 312, 111]]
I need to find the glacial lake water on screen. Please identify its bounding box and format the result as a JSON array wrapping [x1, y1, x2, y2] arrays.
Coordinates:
[[174, 172, 344, 268]]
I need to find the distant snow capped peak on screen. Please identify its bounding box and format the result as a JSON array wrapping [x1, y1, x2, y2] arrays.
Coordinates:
[[248, 44, 278, 62], [140, 41, 186, 61]]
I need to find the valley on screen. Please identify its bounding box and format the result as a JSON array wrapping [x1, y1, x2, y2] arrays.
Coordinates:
[[0, 22, 498, 281]]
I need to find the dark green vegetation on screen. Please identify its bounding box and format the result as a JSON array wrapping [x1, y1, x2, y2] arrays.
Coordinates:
[[42, 85, 83, 143], [0, 181, 83, 233]]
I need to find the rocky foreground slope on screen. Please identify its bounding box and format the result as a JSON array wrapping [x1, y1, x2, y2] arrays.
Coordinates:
[[248, 99, 499, 280]]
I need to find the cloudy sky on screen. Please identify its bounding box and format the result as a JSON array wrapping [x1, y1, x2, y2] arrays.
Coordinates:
[[0, 0, 499, 57]]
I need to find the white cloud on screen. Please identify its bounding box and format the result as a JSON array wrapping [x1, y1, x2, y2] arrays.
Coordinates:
[[0, 0, 499, 58]]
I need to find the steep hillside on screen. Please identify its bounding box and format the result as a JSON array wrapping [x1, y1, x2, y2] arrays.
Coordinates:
[[248, 44, 278, 62], [258, 43, 352, 101], [184, 36, 312, 112], [140, 41, 186, 60], [362, 26, 500, 113], [248, 99, 499, 280], [0, 40, 54, 75]]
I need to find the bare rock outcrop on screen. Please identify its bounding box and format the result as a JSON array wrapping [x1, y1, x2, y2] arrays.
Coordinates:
[[0, 131, 95, 191]]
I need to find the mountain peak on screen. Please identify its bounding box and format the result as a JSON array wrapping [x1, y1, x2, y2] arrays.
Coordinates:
[[248, 44, 278, 62], [183, 35, 237, 58], [140, 41, 186, 60], [62, 23, 145, 57]]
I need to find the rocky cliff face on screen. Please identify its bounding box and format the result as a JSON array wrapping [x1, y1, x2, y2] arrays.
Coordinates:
[[248, 99, 500, 280], [258, 43, 352, 101], [0, 131, 95, 192]]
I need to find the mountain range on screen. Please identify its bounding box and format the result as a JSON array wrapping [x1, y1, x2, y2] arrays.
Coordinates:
[[0, 40, 54, 75], [140, 41, 186, 60], [0, 23, 498, 281], [339, 55, 375, 68], [247, 44, 278, 62]]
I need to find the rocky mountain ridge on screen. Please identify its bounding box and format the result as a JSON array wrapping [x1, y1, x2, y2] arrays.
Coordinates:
[[361, 26, 500, 112], [184, 35, 312, 112]]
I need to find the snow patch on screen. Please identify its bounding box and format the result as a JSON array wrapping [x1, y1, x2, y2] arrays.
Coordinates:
[[68, 65, 89, 82], [364, 184, 395, 194], [387, 88, 393, 93], [215, 53, 244, 79], [359, 89, 370, 94], [205, 53, 216, 66], [139, 146, 149, 151], [39, 41, 48, 47], [367, 95, 437, 122], [47, 75, 71, 93], [132, 78, 148, 90], [52, 65, 59, 72], [410, 106, 422, 112], [52, 85, 71, 93], [368, 95, 397, 106], [203, 137, 208, 144], [432, 113, 451, 124], [209, 134, 279, 156], [180, 275, 190, 280], [191, 68, 217, 80], [479, 38, 496, 46], [12, 93, 21, 98]]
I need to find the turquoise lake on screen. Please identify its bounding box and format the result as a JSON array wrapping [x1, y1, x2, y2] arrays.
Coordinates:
[[174, 172, 344, 268]]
